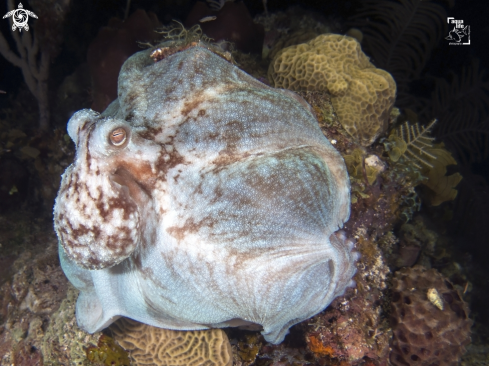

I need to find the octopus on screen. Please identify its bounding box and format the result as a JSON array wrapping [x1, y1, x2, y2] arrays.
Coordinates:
[[53, 42, 358, 344]]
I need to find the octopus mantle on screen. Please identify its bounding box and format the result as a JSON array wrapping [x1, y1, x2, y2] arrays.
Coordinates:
[[54, 45, 357, 344]]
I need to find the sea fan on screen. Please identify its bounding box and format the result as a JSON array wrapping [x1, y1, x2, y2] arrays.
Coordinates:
[[349, 0, 450, 107], [431, 59, 489, 164], [206, 0, 234, 12]]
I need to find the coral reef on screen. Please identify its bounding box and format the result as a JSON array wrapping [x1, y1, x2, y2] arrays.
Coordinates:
[[1, 2, 488, 366], [0, 238, 100, 366], [268, 33, 396, 146], [299, 92, 419, 230], [235, 334, 262, 363], [110, 318, 232, 366], [390, 265, 472, 366], [344, 148, 385, 186], [40, 286, 102, 366], [394, 216, 439, 268], [250, 341, 312, 366], [301, 239, 391, 365]]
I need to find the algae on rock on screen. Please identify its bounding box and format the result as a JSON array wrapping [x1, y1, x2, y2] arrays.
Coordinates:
[[41, 285, 102, 366]]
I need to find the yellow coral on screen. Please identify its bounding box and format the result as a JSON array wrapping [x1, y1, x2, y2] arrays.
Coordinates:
[[344, 148, 383, 185], [268, 34, 396, 146], [237, 334, 262, 362], [85, 334, 131, 366], [421, 144, 463, 206], [110, 318, 232, 366]]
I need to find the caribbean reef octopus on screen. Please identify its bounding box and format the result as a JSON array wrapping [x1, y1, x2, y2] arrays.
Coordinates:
[[53, 42, 358, 344]]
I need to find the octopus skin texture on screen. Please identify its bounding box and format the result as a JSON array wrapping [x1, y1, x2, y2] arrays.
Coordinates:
[[53, 44, 358, 344]]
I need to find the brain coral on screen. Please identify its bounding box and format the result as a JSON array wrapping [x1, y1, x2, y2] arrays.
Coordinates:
[[110, 318, 232, 366], [268, 34, 396, 146], [390, 265, 472, 366]]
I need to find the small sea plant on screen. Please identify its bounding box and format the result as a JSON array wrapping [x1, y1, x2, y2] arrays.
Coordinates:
[[383, 119, 462, 206], [384, 119, 437, 169]]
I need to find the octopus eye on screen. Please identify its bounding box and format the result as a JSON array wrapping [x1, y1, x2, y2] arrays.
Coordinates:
[[109, 127, 127, 146]]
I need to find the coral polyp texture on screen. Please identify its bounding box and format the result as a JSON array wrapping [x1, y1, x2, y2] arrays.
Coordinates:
[[390, 265, 472, 366], [110, 318, 232, 366], [53, 42, 358, 344], [268, 34, 396, 146]]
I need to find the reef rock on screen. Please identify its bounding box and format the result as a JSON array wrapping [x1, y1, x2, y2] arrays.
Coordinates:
[[53, 43, 357, 344]]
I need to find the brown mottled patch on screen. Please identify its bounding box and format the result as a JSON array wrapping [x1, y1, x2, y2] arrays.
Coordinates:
[[85, 255, 103, 269], [64, 206, 136, 268], [166, 226, 186, 242], [226, 119, 244, 131], [166, 215, 218, 243], [105, 230, 134, 253], [192, 56, 205, 76], [209, 156, 232, 171], [243, 148, 331, 215], [178, 59, 184, 71], [138, 126, 163, 141], [165, 84, 176, 96], [221, 120, 245, 153], [84, 124, 96, 170], [154, 149, 185, 179], [138, 264, 171, 294], [180, 97, 204, 117], [208, 185, 224, 205], [209, 153, 249, 173], [123, 92, 138, 110], [125, 111, 136, 122], [57, 166, 142, 269], [76, 118, 96, 141]]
